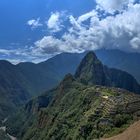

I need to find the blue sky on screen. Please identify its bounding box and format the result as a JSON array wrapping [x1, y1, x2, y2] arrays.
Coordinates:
[[0, 0, 140, 63], [0, 0, 95, 48]]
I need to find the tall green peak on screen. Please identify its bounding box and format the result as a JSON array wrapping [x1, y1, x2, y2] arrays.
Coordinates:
[[75, 51, 140, 94], [79, 51, 101, 66], [83, 51, 99, 61], [75, 51, 106, 85]]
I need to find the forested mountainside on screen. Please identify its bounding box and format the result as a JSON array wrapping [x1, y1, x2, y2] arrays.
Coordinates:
[[0, 49, 140, 121], [6, 52, 140, 140]]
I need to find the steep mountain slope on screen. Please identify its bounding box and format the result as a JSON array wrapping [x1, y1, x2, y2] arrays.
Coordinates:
[[96, 49, 140, 83], [0, 61, 30, 120], [75, 52, 140, 93], [37, 49, 140, 85], [14, 49, 140, 96], [7, 74, 140, 140], [0, 52, 85, 121], [17, 62, 59, 95], [0, 49, 140, 121], [0, 52, 85, 120], [6, 52, 140, 140], [17, 52, 85, 93], [75, 52, 106, 85]]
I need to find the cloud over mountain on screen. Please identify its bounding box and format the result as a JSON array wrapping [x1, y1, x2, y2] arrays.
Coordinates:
[[1, 0, 140, 63], [96, 0, 135, 13], [33, 1, 140, 55]]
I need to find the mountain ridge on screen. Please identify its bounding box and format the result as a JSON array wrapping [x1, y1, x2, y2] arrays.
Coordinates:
[[6, 51, 140, 140], [0, 49, 140, 121], [75, 51, 140, 94]]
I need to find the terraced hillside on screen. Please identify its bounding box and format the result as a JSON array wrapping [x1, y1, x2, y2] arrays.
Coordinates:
[[6, 74, 140, 140]]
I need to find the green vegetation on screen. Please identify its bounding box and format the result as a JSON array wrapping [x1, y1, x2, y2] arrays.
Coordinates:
[[0, 52, 85, 121], [0, 50, 140, 122], [7, 78, 140, 140], [5, 51, 140, 140]]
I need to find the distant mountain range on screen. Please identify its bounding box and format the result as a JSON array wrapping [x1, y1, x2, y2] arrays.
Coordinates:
[[6, 51, 140, 140], [0, 49, 140, 121]]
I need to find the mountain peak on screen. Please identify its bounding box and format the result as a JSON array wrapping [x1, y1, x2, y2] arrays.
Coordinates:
[[84, 51, 98, 60], [79, 51, 101, 66], [62, 73, 75, 82], [75, 51, 106, 85], [59, 73, 75, 89], [74, 51, 140, 94]]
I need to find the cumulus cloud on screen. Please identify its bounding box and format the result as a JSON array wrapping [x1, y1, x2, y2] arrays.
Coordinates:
[[130, 37, 140, 49], [34, 36, 62, 54], [47, 12, 64, 32], [77, 10, 98, 23], [27, 18, 42, 29], [96, 0, 135, 13], [33, 2, 140, 55], [6, 0, 140, 63]]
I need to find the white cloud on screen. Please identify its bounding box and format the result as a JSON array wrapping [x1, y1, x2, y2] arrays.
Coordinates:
[[34, 36, 62, 54], [77, 10, 97, 23], [47, 12, 63, 32], [33, 2, 140, 55], [0, 46, 52, 64], [5, 1, 140, 63], [0, 49, 13, 55], [69, 15, 82, 30], [130, 37, 140, 49], [27, 18, 42, 29], [96, 0, 134, 13]]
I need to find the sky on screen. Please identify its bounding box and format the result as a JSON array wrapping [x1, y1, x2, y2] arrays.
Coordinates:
[[0, 0, 140, 63]]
